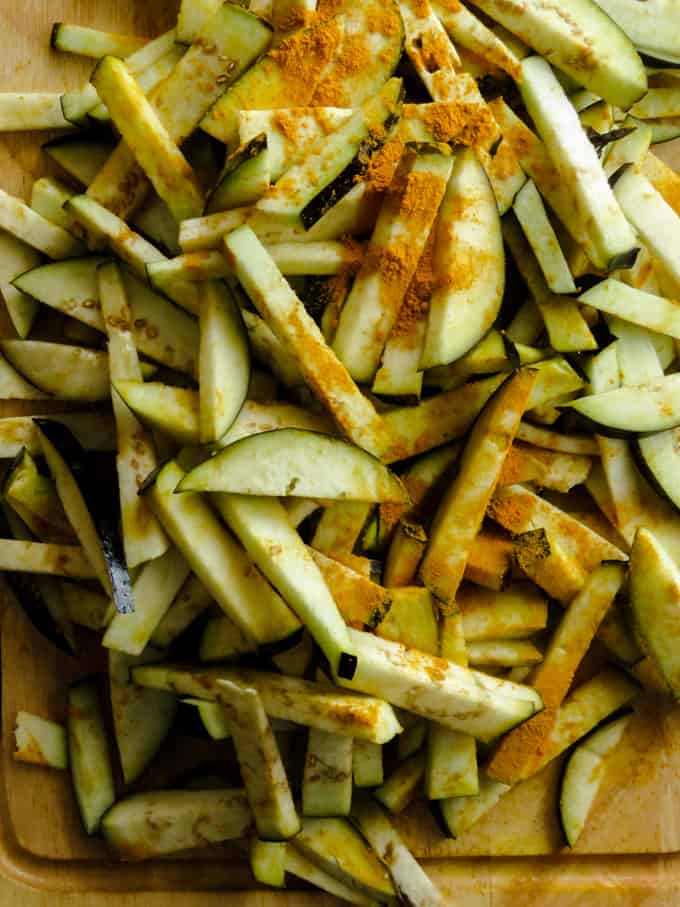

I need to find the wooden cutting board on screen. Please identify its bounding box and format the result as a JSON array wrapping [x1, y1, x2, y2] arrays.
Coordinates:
[[2, 0, 680, 902]]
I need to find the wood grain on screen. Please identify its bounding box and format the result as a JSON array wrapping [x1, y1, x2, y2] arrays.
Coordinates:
[[1, 0, 680, 902]]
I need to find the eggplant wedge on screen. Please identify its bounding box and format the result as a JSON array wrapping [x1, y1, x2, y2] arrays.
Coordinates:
[[102, 789, 253, 858], [458, 583, 548, 641], [591, 0, 680, 64], [13, 711, 68, 770], [109, 648, 177, 784], [331, 144, 451, 383], [224, 226, 390, 458], [68, 680, 115, 834], [198, 280, 250, 444], [144, 461, 301, 649], [216, 679, 300, 841], [568, 376, 680, 434], [420, 369, 537, 607], [629, 527, 680, 697], [210, 494, 357, 679], [421, 149, 504, 369], [469, 0, 646, 107], [179, 429, 408, 503], [293, 817, 396, 904], [559, 712, 631, 847], [519, 56, 638, 271], [132, 663, 402, 744], [338, 629, 542, 742], [302, 727, 353, 818], [36, 420, 133, 614], [352, 795, 441, 907]]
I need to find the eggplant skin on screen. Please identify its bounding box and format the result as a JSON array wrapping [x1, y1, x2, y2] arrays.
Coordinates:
[[34, 419, 134, 614]]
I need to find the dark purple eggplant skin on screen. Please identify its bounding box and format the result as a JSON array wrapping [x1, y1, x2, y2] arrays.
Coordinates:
[[34, 419, 134, 615]]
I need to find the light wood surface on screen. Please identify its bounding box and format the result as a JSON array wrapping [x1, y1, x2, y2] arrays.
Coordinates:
[[2, 0, 680, 903]]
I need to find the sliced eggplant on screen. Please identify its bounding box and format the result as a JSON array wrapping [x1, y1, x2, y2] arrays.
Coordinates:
[[108, 648, 177, 784], [151, 574, 214, 649], [0, 230, 40, 339], [353, 740, 384, 789], [338, 629, 542, 742], [66, 196, 198, 315], [374, 751, 426, 815], [224, 225, 390, 458], [376, 586, 438, 656], [13, 259, 199, 377], [487, 667, 638, 785], [207, 133, 270, 214], [421, 369, 536, 607], [519, 56, 638, 270], [331, 144, 451, 382], [425, 724, 478, 799], [614, 166, 680, 294], [502, 215, 596, 353], [113, 381, 200, 444], [516, 421, 600, 455], [216, 679, 299, 841], [259, 79, 403, 225], [198, 280, 250, 443], [132, 663, 402, 744], [499, 442, 592, 492], [383, 521, 427, 588], [67, 680, 115, 834], [0, 340, 109, 403], [91, 56, 204, 223], [302, 727, 353, 817], [285, 845, 380, 907], [13, 711, 68, 770], [250, 838, 286, 889], [144, 461, 301, 648], [201, 0, 402, 145], [99, 262, 168, 569], [352, 794, 441, 907], [489, 484, 627, 570], [103, 548, 191, 657], [88, 4, 273, 219], [35, 420, 133, 614], [421, 149, 504, 369], [383, 373, 505, 464], [591, 0, 680, 64], [458, 583, 548, 641], [3, 448, 74, 544], [179, 429, 407, 503], [310, 550, 392, 630], [101, 789, 252, 858], [629, 527, 680, 697], [568, 376, 680, 433], [467, 640, 543, 668], [559, 712, 631, 846], [210, 493, 356, 678], [0, 188, 82, 260], [512, 179, 576, 294], [470, 0, 646, 107], [293, 817, 396, 904]]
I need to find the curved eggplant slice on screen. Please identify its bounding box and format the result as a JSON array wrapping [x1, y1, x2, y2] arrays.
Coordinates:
[[567, 376, 680, 434], [34, 419, 133, 614], [559, 712, 631, 846], [178, 428, 409, 503], [421, 150, 505, 369]]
